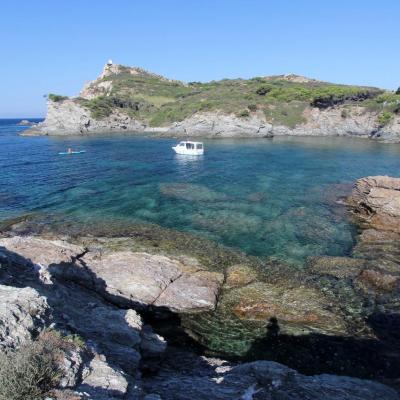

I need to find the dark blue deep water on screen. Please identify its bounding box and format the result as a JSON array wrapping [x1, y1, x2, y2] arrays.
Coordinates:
[[2, 119, 400, 264]]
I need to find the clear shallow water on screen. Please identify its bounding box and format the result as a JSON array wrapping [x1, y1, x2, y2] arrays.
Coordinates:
[[2, 119, 400, 264]]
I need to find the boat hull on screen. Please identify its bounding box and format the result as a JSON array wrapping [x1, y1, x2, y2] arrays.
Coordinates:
[[58, 151, 86, 155], [172, 146, 204, 155]]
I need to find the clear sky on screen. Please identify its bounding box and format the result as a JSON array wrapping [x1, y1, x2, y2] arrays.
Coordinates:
[[1, 0, 399, 117]]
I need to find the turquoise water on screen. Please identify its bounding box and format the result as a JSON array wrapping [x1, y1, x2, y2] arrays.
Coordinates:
[[2, 119, 400, 264]]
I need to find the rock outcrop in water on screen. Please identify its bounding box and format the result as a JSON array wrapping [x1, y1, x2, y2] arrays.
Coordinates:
[[16, 119, 36, 126], [0, 232, 399, 399], [23, 98, 147, 136], [24, 62, 400, 140], [344, 175, 400, 318], [347, 175, 400, 233]]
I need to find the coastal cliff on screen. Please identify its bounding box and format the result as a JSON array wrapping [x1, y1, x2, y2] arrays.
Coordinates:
[[25, 62, 400, 140]]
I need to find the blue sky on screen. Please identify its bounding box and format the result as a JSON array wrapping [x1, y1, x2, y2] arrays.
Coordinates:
[[1, 0, 399, 117]]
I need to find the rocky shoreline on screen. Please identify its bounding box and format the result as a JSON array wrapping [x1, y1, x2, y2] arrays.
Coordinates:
[[1, 176, 400, 399], [23, 100, 400, 141], [22, 62, 400, 141]]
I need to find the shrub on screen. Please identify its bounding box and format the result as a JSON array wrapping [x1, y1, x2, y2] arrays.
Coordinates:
[[256, 86, 271, 96], [79, 96, 114, 119], [263, 102, 307, 128], [377, 111, 393, 127], [250, 77, 265, 83], [0, 330, 82, 400], [48, 94, 68, 102], [237, 109, 250, 118], [396, 87, 400, 95]]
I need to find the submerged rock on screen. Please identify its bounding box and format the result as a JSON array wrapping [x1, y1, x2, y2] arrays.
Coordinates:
[[159, 183, 228, 202], [308, 256, 366, 279], [224, 282, 349, 336], [225, 264, 258, 288]]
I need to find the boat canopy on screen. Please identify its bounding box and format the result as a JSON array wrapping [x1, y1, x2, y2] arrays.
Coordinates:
[[177, 141, 203, 149]]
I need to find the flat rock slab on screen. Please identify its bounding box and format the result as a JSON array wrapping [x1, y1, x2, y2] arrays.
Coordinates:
[[78, 251, 223, 313], [52, 250, 224, 313], [0, 236, 84, 267], [0, 236, 223, 314]]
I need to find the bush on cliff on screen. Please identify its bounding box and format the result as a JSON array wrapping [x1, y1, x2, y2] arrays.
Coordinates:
[[377, 111, 393, 127], [48, 93, 68, 102], [0, 330, 83, 400], [310, 88, 380, 109], [78, 96, 114, 119], [237, 109, 250, 118]]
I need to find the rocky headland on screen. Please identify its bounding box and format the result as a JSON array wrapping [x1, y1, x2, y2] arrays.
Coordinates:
[[24, 62, 400, 141], [0, 175, 400, 399]]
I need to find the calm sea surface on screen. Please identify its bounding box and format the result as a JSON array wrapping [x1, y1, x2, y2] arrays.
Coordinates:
[[2, 118, 400, 264]]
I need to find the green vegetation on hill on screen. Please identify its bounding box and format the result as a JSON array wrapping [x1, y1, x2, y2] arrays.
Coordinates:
[[66, 66, 399, 127], [362, 92, 400, 125]]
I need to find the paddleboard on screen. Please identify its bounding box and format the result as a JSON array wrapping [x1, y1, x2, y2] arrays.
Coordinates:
[[58, 150, 86, 155]]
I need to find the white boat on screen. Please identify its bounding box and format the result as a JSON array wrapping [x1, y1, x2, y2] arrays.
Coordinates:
[[172, 141, 204, 155]]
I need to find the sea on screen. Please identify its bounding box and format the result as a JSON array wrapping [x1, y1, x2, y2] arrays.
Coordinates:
[[2, 118, 400, 265]]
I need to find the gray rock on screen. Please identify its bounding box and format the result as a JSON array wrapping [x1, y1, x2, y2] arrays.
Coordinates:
[[0, 236, 84, 283], [144, 359, 400, 400], [16, 119, 34, 126], [58, 347, 84, 388], [347, 175, 400, 233], [54, 250, 223, 313], [78, 356, 130, 399], [167, 112, 274, 138], [140, 324, 167, 355], [24, 99, 146, 136], [40, 276, 144, 373], [0, 284, 49, 349]]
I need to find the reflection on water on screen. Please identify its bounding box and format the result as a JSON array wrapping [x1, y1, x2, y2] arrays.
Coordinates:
[[2, 121, 400, 265], [174, 154, 204, 166]]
